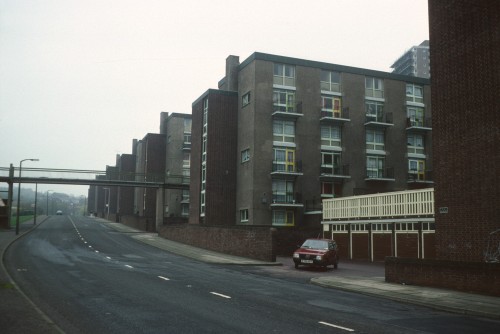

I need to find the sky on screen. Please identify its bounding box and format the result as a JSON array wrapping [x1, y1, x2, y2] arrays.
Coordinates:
[[0, 0, 429, 197]]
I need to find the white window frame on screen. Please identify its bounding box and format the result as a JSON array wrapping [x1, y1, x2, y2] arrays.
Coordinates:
[[242, 92, 251, 107], [273, 89, 295, 113], [272, 210, 294, 226], [365, 77, 384, 99], [240, 209, 249, 223], [273, 120, 295, 143], [406, 84, 424, 104], [407, 134, 425, 155], [366, 155, 385, 178], [273, 63, 295, 87], [241, 149, 250, 163], [366, 129, 385, 151], [320, 70, 341, 93], [320, 125, 341, 148]]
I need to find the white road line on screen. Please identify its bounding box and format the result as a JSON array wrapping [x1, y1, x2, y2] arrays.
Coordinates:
[[158, 276, 170, 281], [319, 321, 355, 332], [124, 265, 133, 269], [106, 256, 111, 260], [210, 292, 231, 299], [95, 250, 99, 253]]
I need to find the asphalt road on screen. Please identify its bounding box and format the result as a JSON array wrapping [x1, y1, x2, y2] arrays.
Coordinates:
[[5, 216, 500, 333]]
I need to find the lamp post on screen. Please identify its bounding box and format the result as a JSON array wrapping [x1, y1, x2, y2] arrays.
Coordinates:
[[33, 183, 38, 225], [16, 158, 39, 235], [103, 188, 110, 220], [46, 190, 53, 216]]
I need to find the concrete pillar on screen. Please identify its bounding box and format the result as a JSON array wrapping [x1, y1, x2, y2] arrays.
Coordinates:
[[155, 188, 164, 232]]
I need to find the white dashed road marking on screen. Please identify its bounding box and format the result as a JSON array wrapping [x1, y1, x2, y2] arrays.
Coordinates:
[[124, 265, 134, 269], [319, 321, 355, 332], [158, 276, 170, 281], [210, 292, 231, 299]]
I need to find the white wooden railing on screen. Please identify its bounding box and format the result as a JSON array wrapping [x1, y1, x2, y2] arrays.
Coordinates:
[[323, 188, 434, 220]]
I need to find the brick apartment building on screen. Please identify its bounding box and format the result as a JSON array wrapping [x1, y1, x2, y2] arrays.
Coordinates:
[[160, 112, 192, 224], [190, 53, 432, 237], [385, 0, 500, 296]]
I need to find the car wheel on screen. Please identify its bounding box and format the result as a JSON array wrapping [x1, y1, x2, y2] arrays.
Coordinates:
[[333, 262, 338, 269]]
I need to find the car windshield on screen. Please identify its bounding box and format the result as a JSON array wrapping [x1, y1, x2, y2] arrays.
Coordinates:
[[301, 240, 328, 250]]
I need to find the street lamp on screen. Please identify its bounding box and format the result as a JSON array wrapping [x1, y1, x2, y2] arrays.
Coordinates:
[[16, 158, 39, 235], [46, 190, 53, 216], [103, 188, 110, 220]]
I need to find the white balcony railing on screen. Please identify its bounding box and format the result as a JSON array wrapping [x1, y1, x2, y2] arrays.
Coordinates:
[[323, 188, 434, 221]]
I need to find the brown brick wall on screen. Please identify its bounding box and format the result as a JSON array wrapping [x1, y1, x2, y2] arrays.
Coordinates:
[[159, 224, 276, 262], [397, 233, 419, 258], [429, 0, 500, 262], [386, 257, 500, 296]]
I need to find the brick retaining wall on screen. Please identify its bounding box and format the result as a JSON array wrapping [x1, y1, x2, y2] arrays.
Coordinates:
[[385, 257, 500, 296], [158, 224, 276, 262]]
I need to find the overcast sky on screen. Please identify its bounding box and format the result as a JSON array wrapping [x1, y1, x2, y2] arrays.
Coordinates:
[[0, 0, 429, 197]]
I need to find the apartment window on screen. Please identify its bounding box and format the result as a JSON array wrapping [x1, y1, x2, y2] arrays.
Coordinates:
[[242, 92, 251, 107], [366, 101, 384, 122], [406, 84, 424, 104], [366, 129, 385, 151], [182, 189, 190, 201], [272, 210, 294, 226], [273, 63, 295, 87], [183, 133, 191, 144], [320, 70, 341, 92], [273, 147, 296, 172], [321, 151, 341, 175], [200, 192, 205, 215], [407, 106, 425, 127], [240, 209, 249, 223], [273, 120, 295, 143], [184, 118, 192, 132], [181, 203, 189, 216], [409, 159, 426, 180], [241, 149, 250, 163], [365, 77, 384, 99], [272, 180, 294, 203], [273, 89, 295, 113], [201, 164, 206, 190], [366, 155, 385, 178], [321, 95, 342, 117], [320, 125, 341, 147], [183, 152, 190, 168], [321, 182, 340, 198], [407, 134, 425, 155]]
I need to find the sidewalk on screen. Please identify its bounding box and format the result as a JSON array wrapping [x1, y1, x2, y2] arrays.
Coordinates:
[[1, 218, 499, 334]]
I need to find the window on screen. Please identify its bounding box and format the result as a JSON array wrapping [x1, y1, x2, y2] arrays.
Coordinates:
[[321, 182, 338, 198], [183, 133, 191, 144], [274, 63, 295, 87], [242, 92, 251, 107], [407, 106, 425, 127], [241, 149, 250, 163], [321, 151, 341, 174], [240, 209, 249, 223], [409, 159, 426, 180], [182, 189, 190, 201], [272, 210, 294, 226], [320, 70, 341, 92], [184, 118, 192, 132], [273, 120, 295, 143], [200, 191, 205, 215], [366, 129, 385, 151], [273, 89, 295, 113], [407, 134, 424, 155], [321, 95, 342, 117], [320, 125, 341, 147], [365, 77, 384, 99], [272, 180, 294, 203], [406, 84, 424, 103], [181, 203, 189, 216], [366, 155, 385, 178], [365, 101, 384, 122], [183, 152, 190, 168], [273, 147, 296, 172]]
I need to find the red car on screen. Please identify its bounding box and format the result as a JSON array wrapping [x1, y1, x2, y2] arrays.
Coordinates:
[[293, 238, 339, 269]]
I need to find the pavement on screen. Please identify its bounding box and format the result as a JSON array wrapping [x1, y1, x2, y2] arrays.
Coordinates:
[[1, 218, 500, 334]]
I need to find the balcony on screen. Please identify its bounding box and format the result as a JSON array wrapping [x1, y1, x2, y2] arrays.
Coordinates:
[[364, 113, 394, 128], [182, 142, 191, 151], [320, 108, 350, 124], [407, 170, 434, 184], [320, 164, 350, 180], [272, 101, 303, 119], [365, 167, 395, 181], [406, 117, 432, 131], [271, 160, 303, 177], [271, 191, 304, 208]]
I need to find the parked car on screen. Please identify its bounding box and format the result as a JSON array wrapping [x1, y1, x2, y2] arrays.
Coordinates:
[[56, 210, 63, 215], [293, 238, 338, 269]]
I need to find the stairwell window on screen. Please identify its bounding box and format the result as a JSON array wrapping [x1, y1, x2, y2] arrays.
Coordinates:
[[240, 209, 249, 223], [242, 92, 251, 107], [241, 149, 250, 163]]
